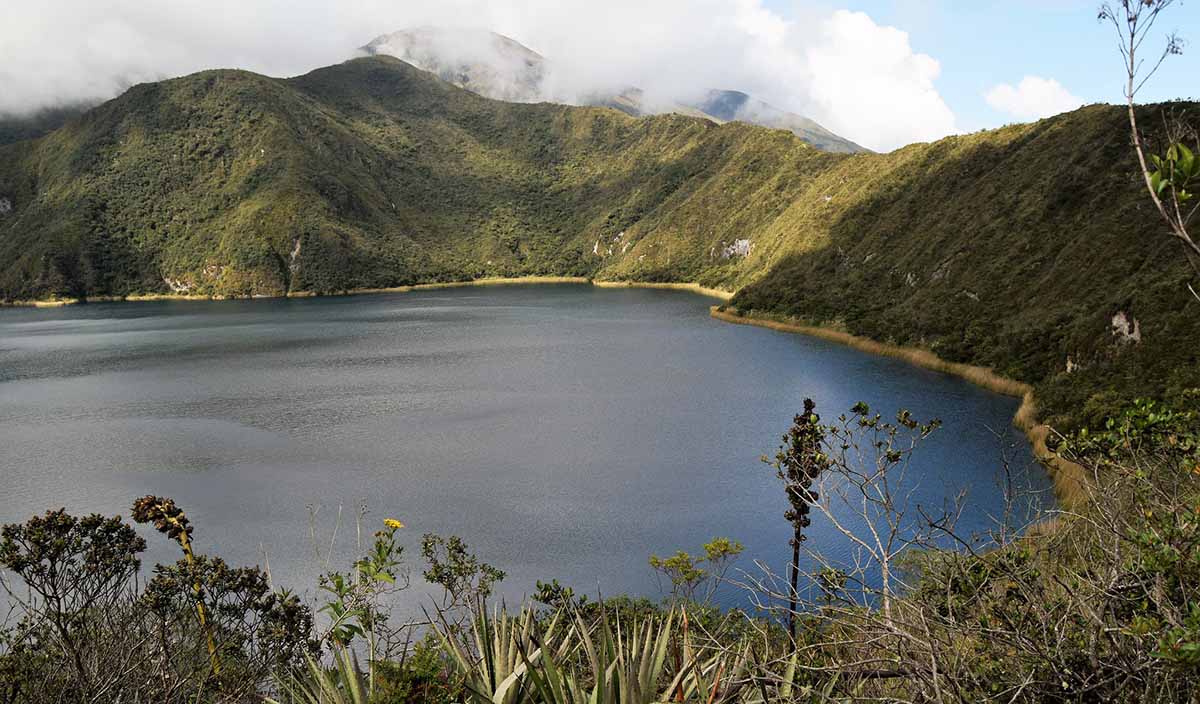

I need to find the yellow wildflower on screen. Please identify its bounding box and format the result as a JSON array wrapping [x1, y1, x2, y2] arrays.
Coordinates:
[[384, 518, 405, 530]]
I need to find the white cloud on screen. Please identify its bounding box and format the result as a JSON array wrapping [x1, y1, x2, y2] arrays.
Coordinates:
[[0, 0, 959, 151], [985, 76, 1084, 121], [803, 11, 958, 151]]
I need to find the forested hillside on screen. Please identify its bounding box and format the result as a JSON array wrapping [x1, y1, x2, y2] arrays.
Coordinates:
[[0, 55, 1195, 427]]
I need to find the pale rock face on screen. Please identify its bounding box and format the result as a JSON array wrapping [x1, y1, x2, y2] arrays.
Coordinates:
[[594, 234, 625, 257], [904, 272, 917, 288], [1111, 311, 1142, 344], [164, 277, 192, 293], [711, 239, 752, 259], [0, 197, 12, 215], [289, 237, 302, 274], [1066, 356, 1079, 374]]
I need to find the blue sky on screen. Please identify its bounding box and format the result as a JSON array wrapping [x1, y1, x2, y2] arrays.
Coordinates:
[[765, 0, 1200, 133]]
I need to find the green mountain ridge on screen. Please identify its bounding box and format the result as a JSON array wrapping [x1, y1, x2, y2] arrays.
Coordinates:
[[0, 55, 1196, 427]]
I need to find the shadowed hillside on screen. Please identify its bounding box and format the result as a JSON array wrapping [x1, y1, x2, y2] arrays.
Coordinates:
[[0, 55, 1196, 426], [728, 106, 1200, 428]]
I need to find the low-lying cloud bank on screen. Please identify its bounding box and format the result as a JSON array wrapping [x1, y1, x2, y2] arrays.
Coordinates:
[[1, 0, 959, 151]]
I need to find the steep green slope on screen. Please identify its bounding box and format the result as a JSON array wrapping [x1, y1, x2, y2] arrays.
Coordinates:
[[726, 107, 1200, 428], [0, 56, 1195, 428], [0, 57, 809, 299]]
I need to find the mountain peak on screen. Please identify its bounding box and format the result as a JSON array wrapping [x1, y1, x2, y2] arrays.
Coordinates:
[[362, 26, 868, 153], [361, 27, 547, 104]]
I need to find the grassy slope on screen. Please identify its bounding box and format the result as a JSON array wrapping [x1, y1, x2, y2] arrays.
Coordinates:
[[0, 56, 1195, 427]]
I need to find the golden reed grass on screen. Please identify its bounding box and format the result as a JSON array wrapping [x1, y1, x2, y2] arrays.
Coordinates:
[[302, 276, 593, 297], [709, 306, 1090, 509], [591, 280, 735, 301], [0, 277, 596, 307]]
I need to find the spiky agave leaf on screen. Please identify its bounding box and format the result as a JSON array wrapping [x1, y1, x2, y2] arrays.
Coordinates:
[[266, 647, 369, 704], [435, 603, 568, 704]]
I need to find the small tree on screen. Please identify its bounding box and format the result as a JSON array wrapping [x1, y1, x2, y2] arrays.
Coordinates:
[[762, 398, 830, 636], [1099, 0, 1200, 299], [421, 534, 506, 622], [649, 537, 744, 604], [1, 503, 317, 702]]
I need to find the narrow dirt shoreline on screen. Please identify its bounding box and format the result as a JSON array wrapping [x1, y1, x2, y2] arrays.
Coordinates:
[[709, 306, 1086, 508], [0, 276, 593, 307], [592, 280, 734, 300], [0, 277, 735, 308]]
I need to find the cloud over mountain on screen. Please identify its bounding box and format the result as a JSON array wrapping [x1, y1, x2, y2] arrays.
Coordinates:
[[0, 0, 958, 151]]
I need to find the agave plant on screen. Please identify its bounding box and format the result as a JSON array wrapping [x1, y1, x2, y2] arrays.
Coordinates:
[[433, 603, 572, 704], [437, 601, 760, 704], [266, 647, 369, 704]]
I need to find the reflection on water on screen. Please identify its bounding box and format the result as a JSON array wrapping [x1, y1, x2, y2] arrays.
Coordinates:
[[0, 284, 1050, 611]]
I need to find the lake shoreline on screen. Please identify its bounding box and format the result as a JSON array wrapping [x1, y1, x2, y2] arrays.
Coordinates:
[[1, 280, 1075, 506], [0, 277, 734, 308], [709, 306, 1086, 508], [591, 280, 734, 300]]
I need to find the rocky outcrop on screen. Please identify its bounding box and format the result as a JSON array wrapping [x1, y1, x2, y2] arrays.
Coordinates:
[[1111, 310, 1142, 344], [594, 231, 627, 258], [711, 239, 752, 259], [164, 277, 192, 293]]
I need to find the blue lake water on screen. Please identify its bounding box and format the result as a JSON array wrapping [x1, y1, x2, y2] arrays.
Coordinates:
[[0, 284, 1050, 611]]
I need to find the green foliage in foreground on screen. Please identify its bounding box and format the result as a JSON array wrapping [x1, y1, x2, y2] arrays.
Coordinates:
[[1, 402, 1199, 702], [0, 505, 317, 702]]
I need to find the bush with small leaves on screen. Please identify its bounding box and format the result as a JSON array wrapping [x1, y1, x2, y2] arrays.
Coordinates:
[[421, 534, 506, 613], [0, 500, 317, 703]]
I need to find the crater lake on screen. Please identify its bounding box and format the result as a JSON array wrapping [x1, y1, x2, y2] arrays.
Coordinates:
[[0, 284, 1051, 610]]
